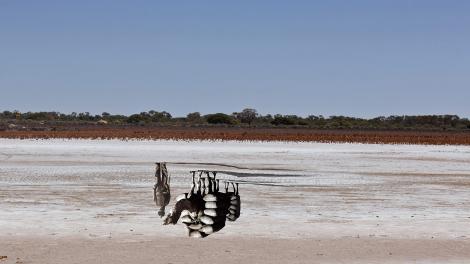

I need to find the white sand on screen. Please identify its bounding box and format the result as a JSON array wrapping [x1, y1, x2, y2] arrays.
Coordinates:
[[1, 139, 470, 263]]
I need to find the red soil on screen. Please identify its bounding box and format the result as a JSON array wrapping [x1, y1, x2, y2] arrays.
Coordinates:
[[1, 127, 469, 145]]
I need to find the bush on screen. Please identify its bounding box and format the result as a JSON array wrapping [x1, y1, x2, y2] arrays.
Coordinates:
[[186, 112, 202, 123], [271, 115, 296, 126], [206, 113, 236, 125], [233, 108, 258, 124], [126, 114, 145, 123]]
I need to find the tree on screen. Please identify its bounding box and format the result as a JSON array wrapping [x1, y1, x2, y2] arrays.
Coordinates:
[[234, 108, 258, 125], [206, 113, 236, 125], [149, 110, 172, 122], [13, 110, 21, 120], [126, 114, 144, 123], [186, 112, 202, 123], [271, 115, 297, 126]]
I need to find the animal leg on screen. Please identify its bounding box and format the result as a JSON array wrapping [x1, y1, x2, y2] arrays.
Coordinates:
[[207, 173, 213, 193], [196, 179, 201, 195], [202, 177, 206, 195]]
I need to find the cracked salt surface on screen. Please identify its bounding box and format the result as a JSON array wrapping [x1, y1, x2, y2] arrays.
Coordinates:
[[0, 139, 469, 240]]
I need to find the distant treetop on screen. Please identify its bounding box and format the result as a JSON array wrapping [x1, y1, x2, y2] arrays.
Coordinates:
[[1, 109, 469, 131]]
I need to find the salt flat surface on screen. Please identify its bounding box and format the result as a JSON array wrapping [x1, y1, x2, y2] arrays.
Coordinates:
[[1, 139, 470, 240]]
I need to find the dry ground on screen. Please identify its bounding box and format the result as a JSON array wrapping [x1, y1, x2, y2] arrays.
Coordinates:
[[1, 126, 470, 145], [1, 139, 470, 263], [2, 237, 470, 264]]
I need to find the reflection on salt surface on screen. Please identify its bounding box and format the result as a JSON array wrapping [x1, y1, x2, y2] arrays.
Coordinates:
[[158, 168, 241, 238]]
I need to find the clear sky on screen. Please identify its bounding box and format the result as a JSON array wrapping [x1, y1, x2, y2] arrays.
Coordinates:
[[1, 1, 469, 117]]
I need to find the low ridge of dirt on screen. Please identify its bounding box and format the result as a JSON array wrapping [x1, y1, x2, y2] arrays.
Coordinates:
[[1, 127, 470, 145]]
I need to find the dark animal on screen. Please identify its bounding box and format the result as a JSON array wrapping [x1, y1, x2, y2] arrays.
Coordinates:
[[163, 170, 241, 238], [153, 162, 171, 217]]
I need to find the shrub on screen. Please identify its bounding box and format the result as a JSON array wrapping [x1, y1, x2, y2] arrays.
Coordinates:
[[186, 112, 202, 122], [271, 115, 296, 126], [126, 114, 145, 123], [233, 108, 258, 124], [206, 113, 236, 125]]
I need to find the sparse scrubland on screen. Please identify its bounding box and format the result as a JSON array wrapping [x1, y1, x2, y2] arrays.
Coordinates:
[[1, 109, 470, 145]]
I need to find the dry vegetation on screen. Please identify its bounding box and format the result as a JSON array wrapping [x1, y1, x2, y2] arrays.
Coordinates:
[[1, 127, 469, 145]]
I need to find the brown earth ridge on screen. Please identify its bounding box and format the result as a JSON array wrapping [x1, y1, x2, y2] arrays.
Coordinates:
[[1, 126, 470, 145]]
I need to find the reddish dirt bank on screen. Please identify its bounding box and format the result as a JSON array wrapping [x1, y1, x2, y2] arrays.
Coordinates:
[[1, 127, 470, 145]]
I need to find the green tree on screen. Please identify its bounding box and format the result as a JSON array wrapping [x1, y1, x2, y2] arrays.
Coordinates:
[[234, 108, 258, 125], [271, 115, 296, 126], [206, 113, 236, 125], [186, 112, 202, 123]]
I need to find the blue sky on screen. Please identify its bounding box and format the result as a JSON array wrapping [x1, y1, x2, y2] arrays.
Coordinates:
[[1, 1, 469, 117]]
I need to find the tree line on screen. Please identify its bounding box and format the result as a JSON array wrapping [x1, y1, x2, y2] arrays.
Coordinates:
[[1, 109, 470, 131]]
